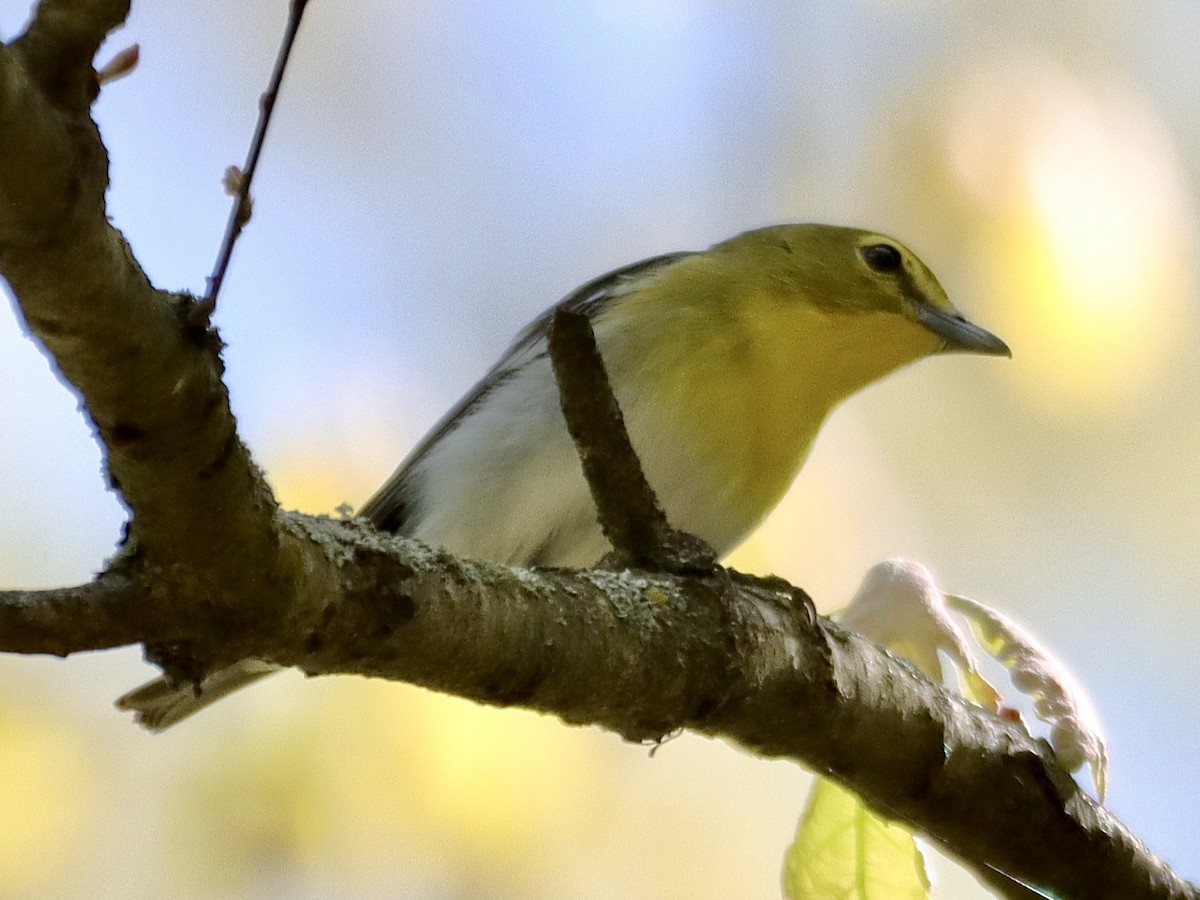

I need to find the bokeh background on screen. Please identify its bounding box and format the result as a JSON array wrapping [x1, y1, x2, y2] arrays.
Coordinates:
[[2, 1, 1198, 897]]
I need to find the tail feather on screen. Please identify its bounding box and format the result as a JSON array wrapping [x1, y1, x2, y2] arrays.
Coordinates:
[[115, 659, 279, 731]]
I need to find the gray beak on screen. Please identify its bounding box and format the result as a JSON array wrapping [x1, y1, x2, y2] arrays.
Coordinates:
[[915, 304, 1011, 357]]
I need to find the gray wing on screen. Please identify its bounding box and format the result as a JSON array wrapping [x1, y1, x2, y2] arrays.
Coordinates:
[[358, 251, 693, 534]]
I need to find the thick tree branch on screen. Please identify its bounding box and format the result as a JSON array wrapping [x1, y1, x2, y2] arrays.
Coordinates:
[[0, 5, 1194, 900], [0, 518, 1188, 898], [1, 0, 299, 630]]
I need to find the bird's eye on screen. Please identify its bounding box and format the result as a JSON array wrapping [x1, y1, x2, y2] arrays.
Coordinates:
[[861, 244, 903, 273]]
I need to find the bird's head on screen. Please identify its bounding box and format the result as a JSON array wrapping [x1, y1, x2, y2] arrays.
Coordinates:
[[587, 224, 1009, 548], [685, 224, 1010, 409], [595, 222, 1009, 436], [716, 223, 1010, 359]]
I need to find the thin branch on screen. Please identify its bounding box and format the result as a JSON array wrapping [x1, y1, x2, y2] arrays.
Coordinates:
[[193, 0, 311, 325], [0, 574, 161, 655], [547, 306, 717, 573]]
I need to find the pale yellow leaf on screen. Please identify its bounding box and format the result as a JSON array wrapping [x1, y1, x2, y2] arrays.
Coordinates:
[[783, 778, 931, 900]]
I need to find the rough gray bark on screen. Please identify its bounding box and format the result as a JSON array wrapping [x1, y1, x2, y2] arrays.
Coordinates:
[[0, 3, 1193, 899]]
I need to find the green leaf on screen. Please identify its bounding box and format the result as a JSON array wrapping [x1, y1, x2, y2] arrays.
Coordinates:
[[783, 778, 931, 900]]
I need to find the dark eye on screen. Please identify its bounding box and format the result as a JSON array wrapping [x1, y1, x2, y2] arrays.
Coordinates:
[[861, 243, 903, 273]]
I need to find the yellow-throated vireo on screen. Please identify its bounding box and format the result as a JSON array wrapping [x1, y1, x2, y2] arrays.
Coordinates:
[[118, 223, 1009, 729]]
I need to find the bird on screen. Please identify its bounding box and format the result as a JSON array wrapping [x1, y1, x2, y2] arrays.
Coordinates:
[[116, 223, 1009, 729]]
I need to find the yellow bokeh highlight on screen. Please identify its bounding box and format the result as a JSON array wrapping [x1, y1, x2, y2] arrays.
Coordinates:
[[403, 687, 603, 850], [0, 711, 93, 896], [169, 673, 609, 894], [945, 63, 1196, 411]]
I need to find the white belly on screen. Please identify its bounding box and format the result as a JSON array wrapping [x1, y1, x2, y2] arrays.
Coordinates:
[[403, 351, 798, 568]]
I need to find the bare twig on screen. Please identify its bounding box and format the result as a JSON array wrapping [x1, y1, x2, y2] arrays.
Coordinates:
[[0, 575, 161, 656], [192, 0, 311, 326]]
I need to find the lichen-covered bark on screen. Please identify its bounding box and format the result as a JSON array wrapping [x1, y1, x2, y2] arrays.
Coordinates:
[[1, 0, 295, 629]]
